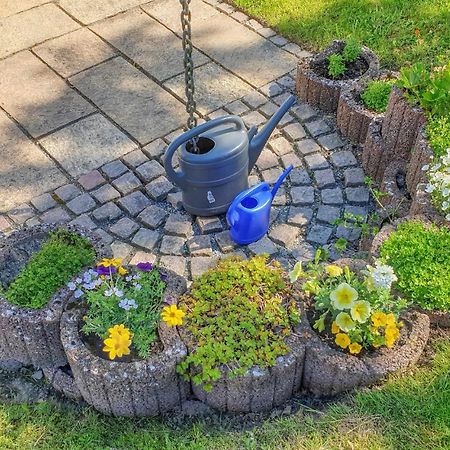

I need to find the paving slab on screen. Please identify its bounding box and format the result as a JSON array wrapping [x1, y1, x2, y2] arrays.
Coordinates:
[[59, 0, 146, 24], [40, 114, 137, 177], [0, 4, 79, 59], [165, 62, 253, 114], [33, 28, 116, 78], [0, 51, 94, 137], [0, 110, 67, 213], [70, 57, 186, 145], [91, 9, 208, 82], [0, 0, 50, 18], [143, 0, 296, 87]]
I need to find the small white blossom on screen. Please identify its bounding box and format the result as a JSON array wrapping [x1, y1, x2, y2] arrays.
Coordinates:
[[67, 281, 77, 291], [74, 289, 84, 299], [118, 298, 138, 311], [365, 261, 397, 291]]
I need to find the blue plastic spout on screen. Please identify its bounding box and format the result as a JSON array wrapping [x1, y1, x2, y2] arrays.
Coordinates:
[[271, 165, 293, 199], [247, 95, 296, 172]]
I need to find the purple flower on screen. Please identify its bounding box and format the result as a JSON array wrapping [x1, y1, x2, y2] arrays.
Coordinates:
[[74, 289, 84, 299], [159, 271, 168, 282], [137, 262, 153, 272], [96, 265, 117, 276]]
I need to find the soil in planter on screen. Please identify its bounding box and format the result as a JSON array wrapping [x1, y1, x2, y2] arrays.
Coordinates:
[[1, 229, 96, 309], [311, 55, 369, 81]]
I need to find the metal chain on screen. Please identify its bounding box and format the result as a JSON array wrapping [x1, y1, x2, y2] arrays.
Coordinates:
[[180, 0, 198, 132]]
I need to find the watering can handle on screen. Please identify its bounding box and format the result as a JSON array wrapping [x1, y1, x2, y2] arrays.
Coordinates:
[[164, 116, 244, 188], [226, 183, 269, 227]]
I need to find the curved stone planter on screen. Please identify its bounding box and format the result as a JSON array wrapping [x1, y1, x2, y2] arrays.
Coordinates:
[[370, 217, 450, 327], [60, 270, 189, 417], [381, 86, 427, 159], [296, 40, 379, 113], [185, 297, 307, 414], [300, 258, 430, 396], [409, 184, 447, 226], [337, 72, 397, 145], [406, 125, 434, 197], [0, 224, 109, 369], [362, 117, 387, 183]]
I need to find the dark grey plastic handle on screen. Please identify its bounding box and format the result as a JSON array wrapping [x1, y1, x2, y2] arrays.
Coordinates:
[[163, 116, 244, 189]]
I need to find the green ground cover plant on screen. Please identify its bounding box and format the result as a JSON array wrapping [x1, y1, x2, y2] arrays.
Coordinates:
[[327, 53, 346, 78], [178, 256, 300, 390], [426, 115, 450, 158], [361, 80, 394, 113], [380, 220, 450, 311], [232, 0, 450, 69], [1, 230, 95, 309], [1, 338, 449, 449]]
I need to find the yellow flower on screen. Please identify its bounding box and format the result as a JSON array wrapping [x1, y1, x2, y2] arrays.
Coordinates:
[[325, 265, 343, 277], [108, 324, 131, 339], [348, 342, 362, 355], [369, 325, 379, 335], [335, 333, 351, 349], [331, 321, 340, 334], [161, 304, 185, 327], [350, 300, 371, 323], [103, 334, 132, 360], [118, 266, 128, 276], [98, 258, 123, 268], [371, 311, 388, 328], [386, 313, 396, 327], [330, 283, 358, 310], [385, 325, 400, 348], [335, 312, 356, 332], [289, 261, 304, 283]]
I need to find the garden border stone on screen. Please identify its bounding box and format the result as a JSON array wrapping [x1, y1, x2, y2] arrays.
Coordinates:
[[301, 258, 430, 396], [296, 40, 379, 113], [0, 224, 109, 369], [362, 117, 387, 183], [60, 269, 189, 417]]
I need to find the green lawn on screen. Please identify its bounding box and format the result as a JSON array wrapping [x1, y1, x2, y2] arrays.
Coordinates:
[[231, 0, 450, 69], [1, 338, 449, 449]]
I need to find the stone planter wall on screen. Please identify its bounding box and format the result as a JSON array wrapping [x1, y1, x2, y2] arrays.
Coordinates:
[[409, 184, 447, 226], [60, 271, 189, 417], [0, 224, 109, 369], [379, 160, 411, 218], [362, 117, 387, 183], [406, 125, 434, 198], [296, 40, 379, 113]]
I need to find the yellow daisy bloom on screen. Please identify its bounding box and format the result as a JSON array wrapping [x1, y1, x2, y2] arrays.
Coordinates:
[[386, 313, 397, 327], [161, 304, 185, 327], [335, 312, 356, 332], [371, 311, 388, 328], [103, 334, 132, 360], [331, 321, 340, 334], [118, 266, 128, 276], [348, 342, 362, 355], [98, 258, 123, 268], [325, 265, 343, 277], [385, 325, 400, 348], [108, 324, 131, 339], [335, 333, 351, 349], [350, 300, 371, 323], [330, 283, 358, 310]]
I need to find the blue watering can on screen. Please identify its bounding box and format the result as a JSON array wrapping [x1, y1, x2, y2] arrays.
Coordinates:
[[226, 165, 293, 245]]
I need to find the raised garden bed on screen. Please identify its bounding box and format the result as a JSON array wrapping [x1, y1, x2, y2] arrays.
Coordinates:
[[0, 224, 108, 369], [60, 269, 189, 416], [296, 40, 379, 113]]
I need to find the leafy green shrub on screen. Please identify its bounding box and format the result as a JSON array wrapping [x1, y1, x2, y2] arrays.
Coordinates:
[[361, 80, 394, 113], [328, 54, 346, 78], [426, 115, 450, 158], [342, 38, 362, 63], [3, 229, 95, 309], [380, 221, 450, 311], [177, 256, 300, 391]]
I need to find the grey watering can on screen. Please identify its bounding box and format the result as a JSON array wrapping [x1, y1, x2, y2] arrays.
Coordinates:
[[164, 95, 296, 216]]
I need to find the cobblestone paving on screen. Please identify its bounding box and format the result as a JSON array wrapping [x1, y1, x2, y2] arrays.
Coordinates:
[[0, 0, 370, 280]]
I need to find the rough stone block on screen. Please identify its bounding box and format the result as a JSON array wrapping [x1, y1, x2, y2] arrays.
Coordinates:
[[138, 205, 168, 229], [307, 224, 333, 245], [92, 185, 121, 204], [92, 202, 122, 222], [318, 133, 344, 150], [316, 206, 341, 224], [196, 216, 223, 234], [66, 193, 96, 215], [321, 188, 344, 205], [331, 151, 358, 168], [109, 217, 139, 239], [102, 160, 128, 179], [287, 207, 313, 227], [31, 193, 57, 212], [291, 186, 314, 205], [136, 160, 165, 182], [269, 224, 300, 249], [40, 207, 71, 223], [132, 228, 160, 251], [160, 235, 185, 256], [112, 172, 142, 195], [164, 214, 193, 238], [78, 170, 106, 191], [118, 191, 151, 216], [305, 153, 329, 170], [188, 235, 212, 256], [215, 230, 236, 253], [145, 176, 174, 201]]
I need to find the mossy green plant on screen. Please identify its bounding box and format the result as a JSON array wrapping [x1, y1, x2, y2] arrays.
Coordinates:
[[361, 80, 394, 113], [2, 229, 95, 309], [177, 256, 300, 391], [328, 54, 346, 79], [426, 115, 450, 159], [379, 220, 450, 311]]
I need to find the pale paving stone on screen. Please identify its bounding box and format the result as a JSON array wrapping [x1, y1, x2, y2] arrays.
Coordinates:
[[70, 57, 186, 145], [160, 235, 185, 256], [111, 240, 133, 261], [215, 230, 236, 253], [270, 35, 289, 46], [291, 241, 315, 262], [287, 207, 313, 227], [164, 213, 193, 238], [31, 193, 57, 213], [123, 149, 148, 168], [78, 170, 106, 191], [196, 216, 223, 234], [283, 123, 306, 141], [242, 91, 267, 108], [144, 0, 296, 87], [296, 139, 321, 156], [92, 202, 122, 222], [242, 110, 267, 128], [138, 205, 168, 229], [304, 119, 331, 137], [289, 168, 311, 185], [130, 251, 156, 266], [318, 133, 344, 150], [159, 255, 186, 277], [135, 160, 165, 182], [66, 194, 96, 215], [291, 186, 314, 206], [40, 207, 71, 224], [132, 228, 160, 251], [112, 172, 141, 195], [0, 52, 94, 137], [92, 185, 121, 204], [33, 28, 115, 78], [1, 0, 49, 18], [261, 168, 280, 184], [109, 217, 139, 239], [167, 192, 183, 210], [54, 184, 81, 202], [269, 224, 300, 249], [26, 217, 41, 227], [305, 153, 329, 170], [59, 0, 145, 24], [8, 204, 35, 224], [69, 214, 97, 230], [0, 4, 79, 59], [102, 160, 128, 179], [256, 149, 278, 171], [270, 136, 292, 156], [91, 9, 208, 81], [145, 176, 174, 201], [291, 103, 317, 122], [118, 191, 151, 216], [143, 139, 166, 160], [40, 114, 136, 178], [260, 82, 283, 98], [190, 256, 218, 278], [165, 62, 253, 115], [188, 235, 213, 256], [225, 100, 250, 116], [281, 152, 302, 168], [0, 216, 12, 232], [0, 111, 67, 213]]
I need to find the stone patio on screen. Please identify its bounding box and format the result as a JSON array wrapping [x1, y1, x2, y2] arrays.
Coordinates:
[[0, 0, 370, 280]]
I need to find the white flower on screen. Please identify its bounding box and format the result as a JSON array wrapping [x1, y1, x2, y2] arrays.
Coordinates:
[[133, 283, 142, 291], [422, 164, 429, 171], [365, 261, 397, 291], [67, 281, 77, 291], [74, 289, 84, 299], [113, 288, 123, 297], [118, 298, 138, 311]]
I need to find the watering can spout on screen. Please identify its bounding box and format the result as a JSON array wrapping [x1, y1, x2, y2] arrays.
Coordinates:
[[248, 95, 296, 172]]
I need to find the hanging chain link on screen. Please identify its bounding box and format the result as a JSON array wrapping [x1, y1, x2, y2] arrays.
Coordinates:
[[180, 0, 198, 133]]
